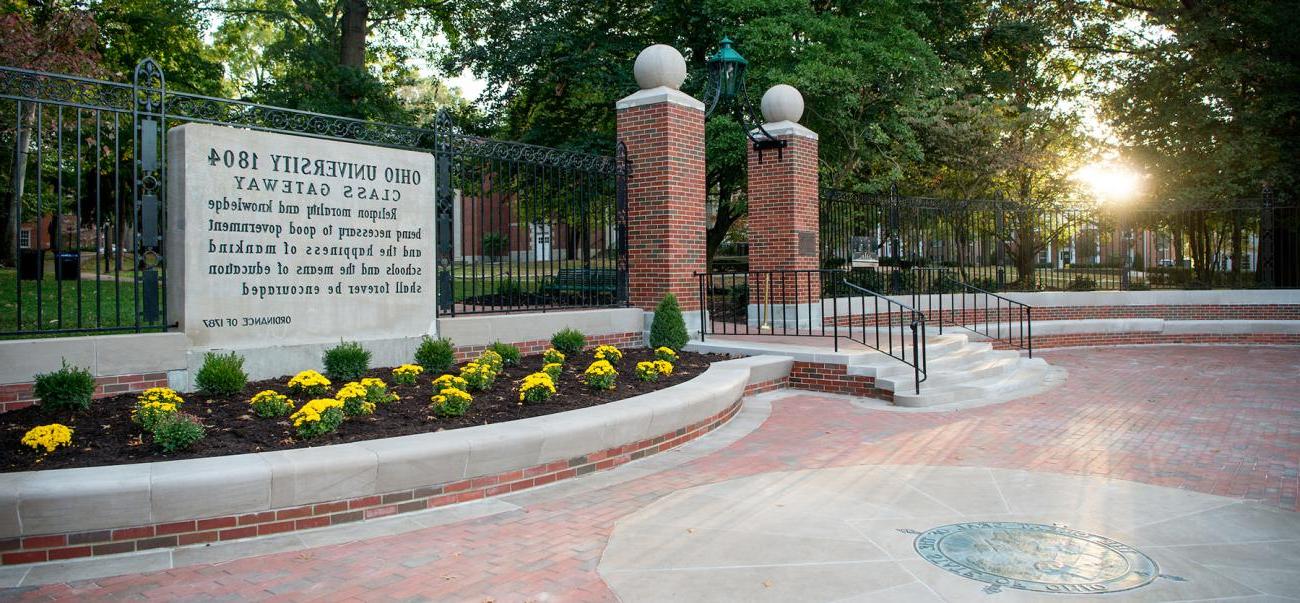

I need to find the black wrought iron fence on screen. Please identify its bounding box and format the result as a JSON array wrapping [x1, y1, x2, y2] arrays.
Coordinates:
[[0, 64, 161, 337], [695, 268, 928, 393], [1, 61, 629, 338], [910, 267, 1033, 357], [820, 188, 1300, 292], [434, 114, 629, 316]]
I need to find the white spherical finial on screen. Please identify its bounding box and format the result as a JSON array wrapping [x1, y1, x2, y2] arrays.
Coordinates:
[[633, 44, 687, 91], [761, 84, 804, 124]]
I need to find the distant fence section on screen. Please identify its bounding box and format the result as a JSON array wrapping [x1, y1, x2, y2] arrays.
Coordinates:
[[0, 62, 628, 338], [819, 188, 1300, 293]]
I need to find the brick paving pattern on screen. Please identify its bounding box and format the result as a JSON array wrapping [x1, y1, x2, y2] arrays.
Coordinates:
[[6, 345, 1297, 601]]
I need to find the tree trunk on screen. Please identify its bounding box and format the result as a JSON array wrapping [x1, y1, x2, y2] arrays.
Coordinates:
[[705, 187, 738, 270], [1230, 209, 1243, 283], [1, 103, 36, 267], [1172, 222, 1185, 267], [339, 0, 369, 70]]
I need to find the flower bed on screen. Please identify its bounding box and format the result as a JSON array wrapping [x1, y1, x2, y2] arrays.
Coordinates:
[[1, 347, 716, 473]]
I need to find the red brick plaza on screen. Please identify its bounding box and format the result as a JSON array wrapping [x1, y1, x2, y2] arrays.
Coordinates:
[[6, 344, 1295, 601]]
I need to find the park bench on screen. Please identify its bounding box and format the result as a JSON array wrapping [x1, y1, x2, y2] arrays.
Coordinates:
[[539, 268, 621, 299]]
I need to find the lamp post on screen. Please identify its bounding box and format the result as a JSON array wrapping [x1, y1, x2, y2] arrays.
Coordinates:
[[704, 36, 786, 157]]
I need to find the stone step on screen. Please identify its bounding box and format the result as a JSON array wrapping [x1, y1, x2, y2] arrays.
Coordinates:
[[874, 355, 1023, 391], [891, 358, 1052, 408], [865, 346, 1018, 380]]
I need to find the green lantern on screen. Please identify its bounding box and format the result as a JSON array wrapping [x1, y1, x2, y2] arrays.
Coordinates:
[[707, 36, 748, 104]]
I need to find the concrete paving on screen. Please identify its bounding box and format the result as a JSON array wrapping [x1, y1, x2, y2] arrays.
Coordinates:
[[598, 465, 1299, 602]]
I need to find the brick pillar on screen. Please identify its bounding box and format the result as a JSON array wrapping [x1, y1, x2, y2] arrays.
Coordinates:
[[616, 86, 706, 313], [747, 120, 820, 329]]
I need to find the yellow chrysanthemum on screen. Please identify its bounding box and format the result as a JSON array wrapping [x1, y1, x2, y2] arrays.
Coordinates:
[[593, 345, 623, 363], [290, 398, 344, 427], [519, 372, 556, 402], [433, 374, 469, 391], [21, 423, 73, 453]]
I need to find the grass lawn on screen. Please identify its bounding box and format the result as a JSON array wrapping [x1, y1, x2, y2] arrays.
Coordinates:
[[0, 268, 161, 338]]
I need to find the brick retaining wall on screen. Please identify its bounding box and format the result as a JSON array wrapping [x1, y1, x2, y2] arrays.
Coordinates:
[[451, 331, 643, 362], [1001, 332, 1300, 350], [0, 373, 170, 414], [788, 361, 892, 402]]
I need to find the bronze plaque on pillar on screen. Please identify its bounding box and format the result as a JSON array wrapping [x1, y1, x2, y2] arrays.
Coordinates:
[[798, 231, 816, 257]]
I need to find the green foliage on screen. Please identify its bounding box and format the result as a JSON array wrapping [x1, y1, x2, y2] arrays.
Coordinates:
[[495, 279, 526, 298], [431, 388, 473, 417], [194, 351, 247, 396], [482, 232, 509, 258], [249, 391, 294, 418], [322, 341, 371, 382], [542, 348, 566, 364], [415, 336, 456, 373], [1100, 0, 1299, 201], [94, 0, 226, 94], [1067, 276, 1097, 292], [151, 413, 206, 453], [487, 341, 521, 367], [296, 406, 345, 439], [649, 293, 689, 351], [33, 361, 96, 412], [550, 328, 586, 356]]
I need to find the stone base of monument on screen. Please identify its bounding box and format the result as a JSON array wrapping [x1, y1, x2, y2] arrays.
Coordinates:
[[746, 303, 824, 332], [173, 335, 430, 389]]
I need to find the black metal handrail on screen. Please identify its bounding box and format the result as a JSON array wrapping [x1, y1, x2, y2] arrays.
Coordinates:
[[695, 269, 843, 347], [839, 279, 928, 394], [911, 268, 1033, 357]]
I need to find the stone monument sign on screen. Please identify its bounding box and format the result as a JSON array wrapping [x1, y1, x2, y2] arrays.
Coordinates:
[[167, 124, 437, 348]]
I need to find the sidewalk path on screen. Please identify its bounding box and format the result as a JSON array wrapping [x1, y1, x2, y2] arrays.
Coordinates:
[[3, 345, 1297, 601]]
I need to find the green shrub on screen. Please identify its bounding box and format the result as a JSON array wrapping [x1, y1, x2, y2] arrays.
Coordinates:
[[1067, 276, 1098, 291], [152, 413, 206, 453], [33, 360, 96, 412], [487, 341, 521, 366], [415, 336, 455, 373], [550, 328, 586, 356], [194, 351, 247, 396], [649, 293, 690, 351], [496, 279, 526, 298], [323, 341, 371, 381], [482, 232, 509, 259]]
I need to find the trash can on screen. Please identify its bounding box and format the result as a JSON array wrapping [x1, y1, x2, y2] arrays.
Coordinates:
[[54, 252, 80, 281], [18, 249, 43, 280]]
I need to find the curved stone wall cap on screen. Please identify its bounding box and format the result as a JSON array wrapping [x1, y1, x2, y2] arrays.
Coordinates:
[[761, 84, 804, 123], [617, 86, 705, 111], [634, 44, 688, 90], [752, 120, 818, 141], [0, 355, 789, 540]]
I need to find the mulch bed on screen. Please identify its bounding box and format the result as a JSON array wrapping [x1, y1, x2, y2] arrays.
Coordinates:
[[1, 348, 718, 473]]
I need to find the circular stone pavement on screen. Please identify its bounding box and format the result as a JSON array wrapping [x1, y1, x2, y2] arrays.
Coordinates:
[[597, 465, 1300, 602]]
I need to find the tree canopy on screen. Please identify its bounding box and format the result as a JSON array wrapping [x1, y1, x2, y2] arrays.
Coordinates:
[[0, 0, 1293, 264]]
